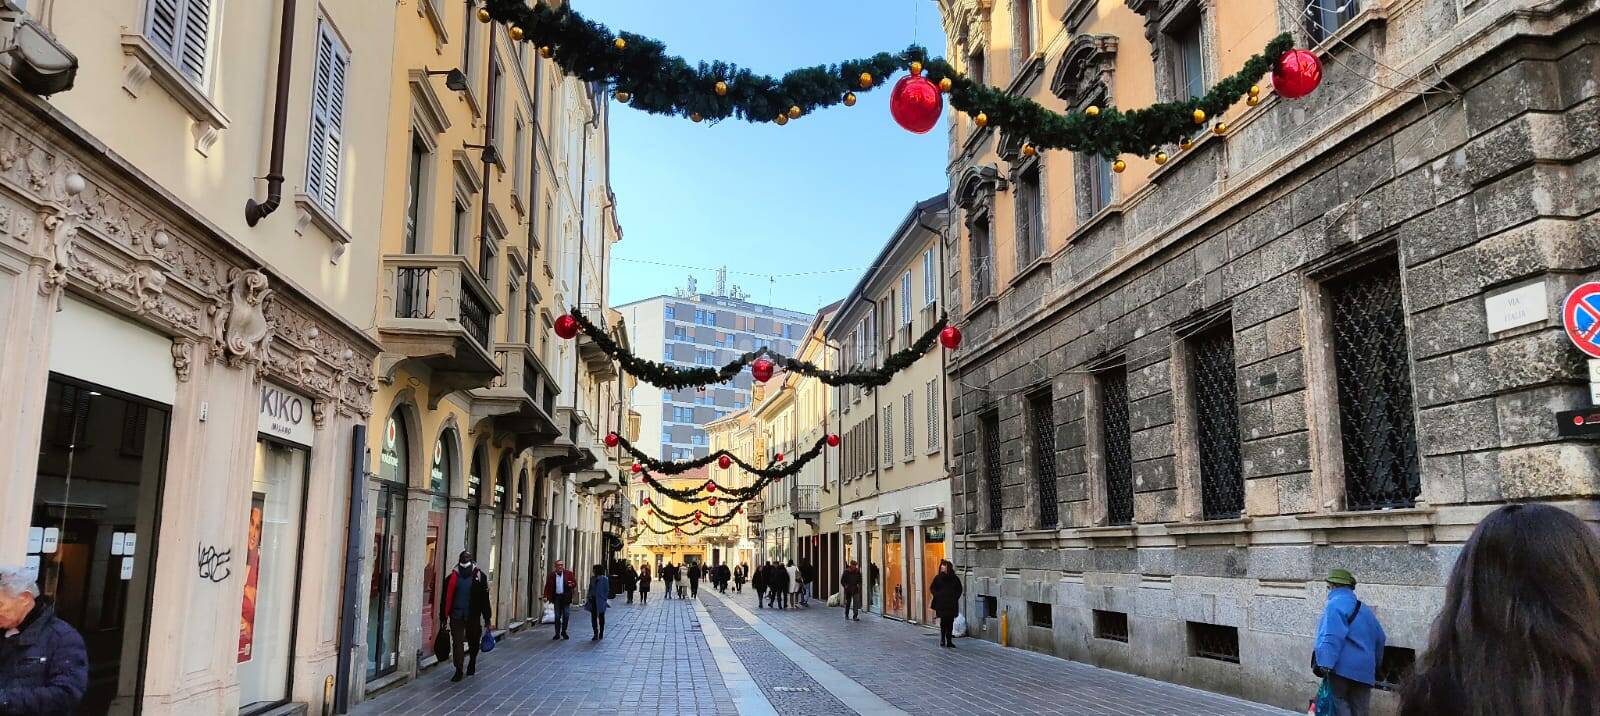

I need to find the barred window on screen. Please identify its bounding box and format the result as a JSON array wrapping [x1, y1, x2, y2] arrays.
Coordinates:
[[926, 379, 941, 450], [1028, 390, 1059, 528], [981, 409, 1003, 531], [882, 405, 895, 468], [1190, 324, 1243, 520], [1328, 259, 1420, 511], [1100, 367, 1133, 525], [903, 393, 915, 460]]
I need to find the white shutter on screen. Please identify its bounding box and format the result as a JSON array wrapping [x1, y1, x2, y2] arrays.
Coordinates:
[[144, 0, 182, 58], [175, 0, 212, 83], [306, 22, 349, 214], [903, 393, 914, 459], [882, 406, 893, 467], [927, 379, 941, 450]]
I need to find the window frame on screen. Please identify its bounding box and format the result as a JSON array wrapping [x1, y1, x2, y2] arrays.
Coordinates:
[[303, 17, 351, 216], [143, 0, 218, 88]]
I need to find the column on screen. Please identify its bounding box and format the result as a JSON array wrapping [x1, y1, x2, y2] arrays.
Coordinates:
[[0, 246, 57, 561]]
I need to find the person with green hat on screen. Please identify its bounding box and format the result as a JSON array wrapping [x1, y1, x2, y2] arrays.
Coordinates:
[[1313, 568, 1386, 715]]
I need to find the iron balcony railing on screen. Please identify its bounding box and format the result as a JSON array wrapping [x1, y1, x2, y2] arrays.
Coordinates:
[[384, 254, 498, 351], [790, 484, 821, 515]]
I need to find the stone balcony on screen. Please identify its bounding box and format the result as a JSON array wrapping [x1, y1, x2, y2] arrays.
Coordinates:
[[468, 342, 561, 451], [745, 497, 765, 522], [377, 253, 502, 404], [790, 484, 821, 520]]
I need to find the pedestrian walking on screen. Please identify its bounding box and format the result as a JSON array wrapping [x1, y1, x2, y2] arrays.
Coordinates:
[[1398, 503, 1600, 716], [585, 565, 610, 640], [0, 566, 87, 714], [929, 559, 962, 648], [770, 561, 790, 609], [1311, 568, 1386, 716], [752, 561, 767, 608], [734, 563, 747, 593], [716, 563, 731, 593], [441, 551, 493, 681], [661, 562, 674, 599], [786, 560, 801, 608], [638, 563, 652, 605], [687, 562, 702, 598], [840, 560, 863, 621], [799, 560, 816, 607], [543, 558, 578, 641], [624, 563, 639, 604]]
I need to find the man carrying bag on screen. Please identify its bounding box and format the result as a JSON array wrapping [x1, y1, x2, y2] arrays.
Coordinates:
[[439, 551, 492, 683]]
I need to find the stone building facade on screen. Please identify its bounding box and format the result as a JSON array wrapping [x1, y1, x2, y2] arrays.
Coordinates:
[[939, 0, 1600, 711]]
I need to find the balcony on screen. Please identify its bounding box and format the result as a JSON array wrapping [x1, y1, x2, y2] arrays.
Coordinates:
[[790, 485, 821, 520], [377, 254, 502, 403], [578, 333, 617, 380], [468, 342, 561, 451], [745, 497, 765, 523]]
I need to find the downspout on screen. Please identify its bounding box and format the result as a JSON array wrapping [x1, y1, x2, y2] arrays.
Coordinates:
[[244, 0, 297, 226], [479, 31, 496, 277]]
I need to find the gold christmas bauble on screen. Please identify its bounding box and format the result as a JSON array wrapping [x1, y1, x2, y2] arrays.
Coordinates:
[[715, 81, 728, 96], [1086, 105, 1101, 118], [1249, 84, 1261, 97], [775, 114, 788, 126], [1192, 108, 1207, 124], [691, 112, 703, 123], [939, 77, 952, 92], [1112, 159, 1127, 173], [613, 38, 627, 50], [509, 26, 523, 41], [974, 112, 988, 127], [787, 106, 801, 119], [843, 92, 857, 107], [910, 61, 924, 76], [477, 8, 491, 22], [615, 91, 630, 102], [539, 46, 552, 59], [1213, 122, 1228, 135], [1155, 152, 1169, 165], [1247, 96, 1261, 107], [1022, 144, 1037, 157], [1179, 137, 1194, 151], [859, 72, 873, 89]]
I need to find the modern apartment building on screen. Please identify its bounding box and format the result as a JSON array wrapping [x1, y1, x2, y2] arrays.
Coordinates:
[[617, 287, 812, 460], [937, 0, 1600, 710]]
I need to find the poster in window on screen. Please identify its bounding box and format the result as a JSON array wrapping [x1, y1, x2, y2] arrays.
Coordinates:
[[238, 493, 265, 663]]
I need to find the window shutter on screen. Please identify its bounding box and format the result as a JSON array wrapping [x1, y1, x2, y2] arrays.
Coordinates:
[[175, 0, 212, 82], [903, 393, 914, 459], [927, 379, 940, 450], [307, 22, 349, 214], [145, 0, 182, 58], [882, 406, 893, 467]]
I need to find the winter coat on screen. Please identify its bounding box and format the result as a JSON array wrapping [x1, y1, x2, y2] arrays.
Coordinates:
[[624, 567, 639, 591], [1314, 587, 1387, 685], [688, 564, 702, 582], [771, 565, 791, 592], [440, 566, 493, 624], [786, 565, 801, 593], [0, 602, 87, 716], [734, 566, 747, 584], [800, 563, 816, 584], [752, 567, 768, 591], [930, 571, 963, 618], [638, 568, 652, 588], [543, 569, 578, 603], [585, 576, 611, 614], [840, 567, 862, 595]]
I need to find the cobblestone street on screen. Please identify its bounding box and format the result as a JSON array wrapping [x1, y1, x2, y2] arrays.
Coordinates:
[[352, 586, 1295, 715]]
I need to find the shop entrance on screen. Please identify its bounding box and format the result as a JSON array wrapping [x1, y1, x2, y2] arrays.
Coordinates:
[[31, 375, 170, 715], [367, 413, 409, 680]]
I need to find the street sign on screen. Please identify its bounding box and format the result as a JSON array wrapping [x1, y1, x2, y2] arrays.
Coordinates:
[[1556, 407, 1600, 438], [1561, 282, 1600, 358]]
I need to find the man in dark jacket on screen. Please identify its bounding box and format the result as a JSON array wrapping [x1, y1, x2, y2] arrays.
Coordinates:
[[543, 558, 578, 640], [440, 551, 492, 682], [840, 561, 863, 621], [0, 567, 87, 714], [751, 562, 767, 608], [798, 560, 816, 606], [687, 562, 702, 598], [769, 561, 790, 609]]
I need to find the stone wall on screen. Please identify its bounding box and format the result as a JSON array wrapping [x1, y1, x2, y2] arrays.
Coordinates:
[[945, 2, 1600, 712]]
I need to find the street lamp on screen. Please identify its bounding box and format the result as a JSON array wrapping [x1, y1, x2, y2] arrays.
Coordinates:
[[424, 67, 468, 92]]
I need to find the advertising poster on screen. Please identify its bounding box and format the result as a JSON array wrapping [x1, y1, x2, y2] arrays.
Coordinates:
[[238, 493, 264, 663]]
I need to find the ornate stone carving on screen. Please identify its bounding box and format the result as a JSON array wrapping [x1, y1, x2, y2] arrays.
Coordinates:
[[312, 399, 328, 429], [37, 209, 77, 299], [1050, 35, 1120, 108], [209, 268, 275, 366], [956, 164, 1007, 225], [172, 340, 194, 382]]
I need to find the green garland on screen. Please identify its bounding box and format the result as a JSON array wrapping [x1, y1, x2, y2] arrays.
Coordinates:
[[482, 1, 1294, 158], [571, 310, 947, 390], [620, 434, 828, 480]]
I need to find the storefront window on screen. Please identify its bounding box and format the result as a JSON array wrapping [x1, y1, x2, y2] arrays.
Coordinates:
[[238, 439, 308, 710], [884, 530, 905, 620], [367, 413, 408, 680], [31, 376, 170, 714], [867, 531, 882, 613], [921, 525, 947, 625], [420, 433, 455, 655], [488, 456, 509, 612]]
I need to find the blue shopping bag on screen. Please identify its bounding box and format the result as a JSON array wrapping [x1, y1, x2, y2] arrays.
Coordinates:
[[480, 630, 496, 653]]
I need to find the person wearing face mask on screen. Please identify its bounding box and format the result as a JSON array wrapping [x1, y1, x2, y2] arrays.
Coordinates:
[[543, 559, 578, 640], [438, 551, 492, 682]]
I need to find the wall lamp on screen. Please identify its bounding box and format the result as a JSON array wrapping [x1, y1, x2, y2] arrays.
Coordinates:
[[425, 67, 468, 92], [463, 142, 502, 167]]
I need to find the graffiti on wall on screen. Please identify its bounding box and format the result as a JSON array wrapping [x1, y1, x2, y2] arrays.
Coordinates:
[[198, 544, 233, 582]]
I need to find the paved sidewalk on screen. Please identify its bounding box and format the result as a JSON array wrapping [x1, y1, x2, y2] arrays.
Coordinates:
[[704, 589, 1295, 716], [350, 598, 735, 715]]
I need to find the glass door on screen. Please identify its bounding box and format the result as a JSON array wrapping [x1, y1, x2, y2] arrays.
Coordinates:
[[31, 376, 170, 716], [238, 440, 309, 710], [884, 530, 905, 619], [365, 485, 405, 679], [867, 531, 882, 613], [921, 525, 946, 625]]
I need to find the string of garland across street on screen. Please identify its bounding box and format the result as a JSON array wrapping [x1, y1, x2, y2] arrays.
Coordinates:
[[480, 1, 1324, 162]]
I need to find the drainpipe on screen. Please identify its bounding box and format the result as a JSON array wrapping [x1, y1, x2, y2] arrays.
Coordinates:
[[244, 0, 297, 226], [478, 31, 497, 276]]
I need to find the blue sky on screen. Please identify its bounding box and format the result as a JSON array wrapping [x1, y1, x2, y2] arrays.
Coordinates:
[[584, 0, 949, 315]]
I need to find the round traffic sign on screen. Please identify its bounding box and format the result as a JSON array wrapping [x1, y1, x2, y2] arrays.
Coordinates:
[[1562, 282, 1600, 358]]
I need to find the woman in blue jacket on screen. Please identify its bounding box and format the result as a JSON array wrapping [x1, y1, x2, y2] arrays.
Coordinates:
[[585, 565, 611, 640], [1313, 568, 1386, 716]]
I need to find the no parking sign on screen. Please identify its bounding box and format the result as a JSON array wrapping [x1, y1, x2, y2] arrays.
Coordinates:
[[1562, 282, 1600, 358]]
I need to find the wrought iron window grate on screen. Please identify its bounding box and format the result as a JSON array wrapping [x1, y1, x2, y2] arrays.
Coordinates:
[[1191, 325, 1244, 520], [1093, 610, 1129, 642], [1101, 368, 1134, 525], [1188, 622, 1240, 663], [1328, 261, 1420, 511], [982, 410, 1003, 531], [1029, 391, 1059, 528]]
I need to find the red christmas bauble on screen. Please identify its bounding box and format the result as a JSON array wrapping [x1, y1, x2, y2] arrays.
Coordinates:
[[642, 497, 650, 504], [939, 325, 963, 350], [709, 497, 718, 507], [1273, 49, 1322, 100], [631, 462, 642, 473], [889, 75, 943, 134], [718, 455, 732, 469], [604, 432, 619, 448], [706, 481, 717, 493], [826, 434, 840, 447], [554, 313, 580, 339], [751, 358, 775, 383], [773, 452, 784, 462]]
